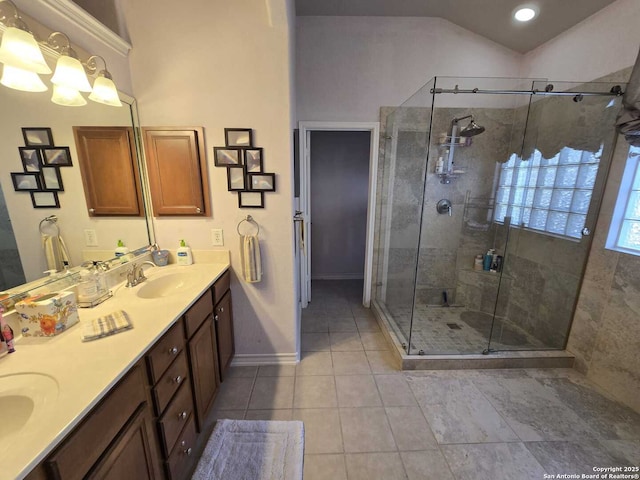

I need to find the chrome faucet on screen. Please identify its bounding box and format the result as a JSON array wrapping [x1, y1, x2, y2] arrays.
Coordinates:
[[125, 261, 156, 288]]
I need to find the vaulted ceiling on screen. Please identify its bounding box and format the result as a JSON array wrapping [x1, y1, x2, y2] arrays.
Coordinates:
[[295, 0, 619, 53]]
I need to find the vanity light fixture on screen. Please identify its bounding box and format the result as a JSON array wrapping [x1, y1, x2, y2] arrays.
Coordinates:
[[0, 1, 52, 75], [0, 64, 48, 91], [48, 32, 92, 93], [51, 83, 86, 106], [85, 55, 121, 107], [0, 2, 122, 106], [514, 5, 538, 22]]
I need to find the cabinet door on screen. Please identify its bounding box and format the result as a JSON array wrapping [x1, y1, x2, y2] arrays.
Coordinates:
[[188, 316, 220, 432], [143, 127, 210, 216], [73, 127, 143, 216], [215, 290, 234, 381], [86, 403, 160, 480]]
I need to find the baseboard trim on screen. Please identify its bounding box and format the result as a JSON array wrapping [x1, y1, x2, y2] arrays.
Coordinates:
[[311, 274, 364, 280], [231, 353, 299, 366]]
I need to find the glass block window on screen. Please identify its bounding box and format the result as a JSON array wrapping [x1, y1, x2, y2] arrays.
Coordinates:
[[606, 145, 640, 255], [494, 146, 602, 239]]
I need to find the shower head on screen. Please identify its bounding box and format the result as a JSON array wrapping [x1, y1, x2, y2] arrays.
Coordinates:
[[460, 119, 485, 137], [450, 115, 486, 138]]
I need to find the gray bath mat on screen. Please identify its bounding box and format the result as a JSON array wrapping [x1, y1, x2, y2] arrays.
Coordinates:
[[191, 420, 304, 480]]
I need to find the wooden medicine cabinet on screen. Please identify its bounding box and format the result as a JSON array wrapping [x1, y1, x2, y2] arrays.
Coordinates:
[[142, 127, 210, 216], [73, 126, 144, 216]]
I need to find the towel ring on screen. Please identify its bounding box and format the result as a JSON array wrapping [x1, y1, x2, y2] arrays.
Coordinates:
[[237, 215, 260, 236], [39, 215, 60, 236]]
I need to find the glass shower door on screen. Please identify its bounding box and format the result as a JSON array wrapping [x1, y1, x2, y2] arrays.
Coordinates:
[[374, 80, 434, 353], [488, 80, 624, 351]]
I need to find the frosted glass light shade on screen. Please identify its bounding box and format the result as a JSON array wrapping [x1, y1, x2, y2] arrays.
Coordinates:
[[89, 75, 122, 107], [0, 27, 52, 74], [51, 84, 87, 106], [1, 65, 48, 92], [51, 55, 92, 92]]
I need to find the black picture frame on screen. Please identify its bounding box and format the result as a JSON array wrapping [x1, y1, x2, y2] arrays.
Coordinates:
[[31, 191, 60, 209], [22, 127, 54, 147], [238, 191, 264, 209], [244, 148, 263, 173], [248, 172, 276, 192], [40, 166, 64, 191], [11, 172, 41, 191], [214, 147, 243, 167], [226, 165, 246, 191], [224, 128, 253, 148], [19, 147, 42, 172], [41, 147, 72, 167]]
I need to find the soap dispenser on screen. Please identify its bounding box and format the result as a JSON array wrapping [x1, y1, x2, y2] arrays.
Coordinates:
[[115, 240, 129, 257], [176, 239, 193, 266]]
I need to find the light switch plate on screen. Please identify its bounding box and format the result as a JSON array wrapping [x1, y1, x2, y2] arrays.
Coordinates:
[[84, 229, 98, 246], [211, 228, 224, 246]]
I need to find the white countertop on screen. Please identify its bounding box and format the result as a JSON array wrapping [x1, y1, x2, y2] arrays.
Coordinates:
[[0, 261, 230, 480]]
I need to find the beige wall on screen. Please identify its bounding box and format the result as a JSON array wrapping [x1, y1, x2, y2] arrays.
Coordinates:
[[122, 0, 298, 361], [521, 0, 640, 81]]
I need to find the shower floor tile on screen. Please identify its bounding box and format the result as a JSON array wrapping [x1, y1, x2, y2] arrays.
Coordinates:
[[388, 303, 544, 354]]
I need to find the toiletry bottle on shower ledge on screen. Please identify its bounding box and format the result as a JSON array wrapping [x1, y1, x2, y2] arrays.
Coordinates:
[[483, 249, 494, 271]]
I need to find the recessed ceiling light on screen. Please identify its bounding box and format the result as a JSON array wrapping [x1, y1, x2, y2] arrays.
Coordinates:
[[514, 6, 537, 22]]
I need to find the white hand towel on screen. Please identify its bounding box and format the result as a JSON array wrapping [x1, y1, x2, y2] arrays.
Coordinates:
[[42, 234, 71, 271], [240, 234, 262, 283]]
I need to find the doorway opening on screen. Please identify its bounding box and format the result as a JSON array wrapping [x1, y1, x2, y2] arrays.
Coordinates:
[[297, 122, 380, 309]]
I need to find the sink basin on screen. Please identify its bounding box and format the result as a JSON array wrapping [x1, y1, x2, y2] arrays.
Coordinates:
[[136, 272, 195, 299], [0, 373, 59, 441]]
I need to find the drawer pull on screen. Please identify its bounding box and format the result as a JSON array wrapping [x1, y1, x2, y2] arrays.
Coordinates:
[[169, 347, 179, 355], [184, 447, 193, 456], [173, 375, 183, 384], [179, 411, 188, 420]]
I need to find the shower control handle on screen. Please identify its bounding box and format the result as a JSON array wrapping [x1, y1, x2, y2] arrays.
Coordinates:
[[436, 199, 452, 216]]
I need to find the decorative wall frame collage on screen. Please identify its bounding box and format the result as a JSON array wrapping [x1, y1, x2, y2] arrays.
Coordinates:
[[213, 128, 276, 208], [10, 128, 72, 208]]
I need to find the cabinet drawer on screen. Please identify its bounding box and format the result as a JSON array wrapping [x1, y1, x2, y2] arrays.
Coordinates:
[[158, 381, 194, 456], [147, 320, 185, 385], [152, 351, 189, 415], [47, 364, 147, 480], [166, 417, 198, 480], [183, 290, 213, 339], [213, 269, 230, 304]]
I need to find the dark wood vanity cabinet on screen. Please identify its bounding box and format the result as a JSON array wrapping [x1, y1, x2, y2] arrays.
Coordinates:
[[25, 270, 235, 480], [43, 362, 163, 480], [213, 270, 234, 381], [73, 126, 144, 216], [142, 127, 210, 217]]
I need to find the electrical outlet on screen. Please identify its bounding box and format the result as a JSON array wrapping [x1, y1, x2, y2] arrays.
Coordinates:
[[211, 228, 224, 246], [84, 229, 98, 246]]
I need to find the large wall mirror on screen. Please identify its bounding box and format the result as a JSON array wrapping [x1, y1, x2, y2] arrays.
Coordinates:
[[0, 86, 153, 292]]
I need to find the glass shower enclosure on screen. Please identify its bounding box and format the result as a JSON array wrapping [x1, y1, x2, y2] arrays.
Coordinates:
[[373, 76, 624, 355]]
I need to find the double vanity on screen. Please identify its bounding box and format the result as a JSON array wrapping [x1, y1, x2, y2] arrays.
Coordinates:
[[1, 258, 233, 480]]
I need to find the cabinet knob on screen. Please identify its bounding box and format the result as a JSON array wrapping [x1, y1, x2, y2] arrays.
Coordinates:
[[196, 207, 201, 214], [214, 315, 219, 322], [89, 208, 95, 213], [179, 411, 187, 420], [220, 307, 224, 313], [169, 347, 178, 355], [184, 447, 193, 456], [173, 375, 183, 384]]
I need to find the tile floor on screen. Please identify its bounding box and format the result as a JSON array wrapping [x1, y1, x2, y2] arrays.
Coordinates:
[[207, 280, 640, 479]]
